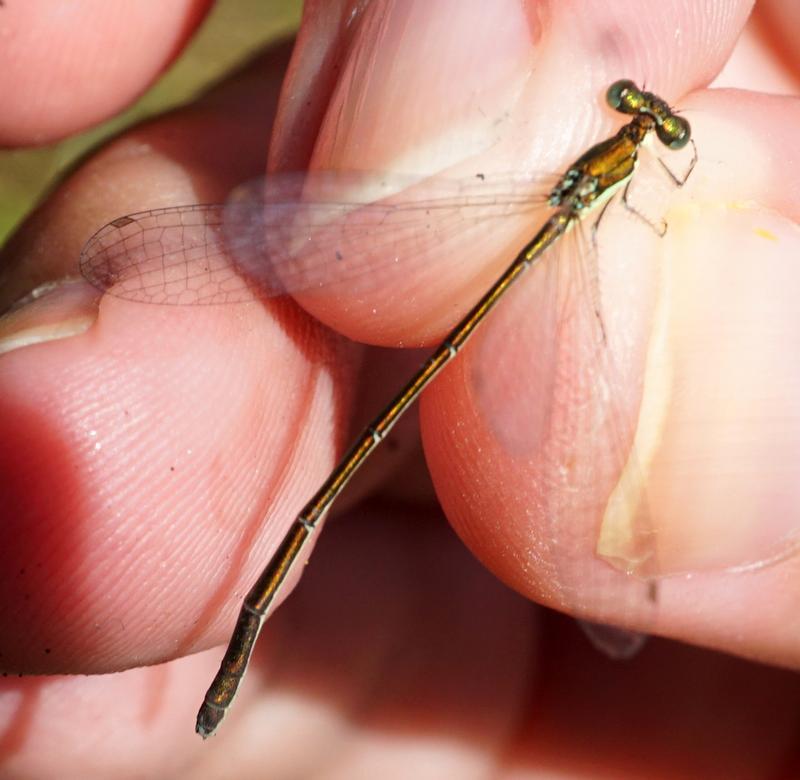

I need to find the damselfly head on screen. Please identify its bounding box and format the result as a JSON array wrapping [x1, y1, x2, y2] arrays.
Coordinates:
[[606, 79, 691, 150]]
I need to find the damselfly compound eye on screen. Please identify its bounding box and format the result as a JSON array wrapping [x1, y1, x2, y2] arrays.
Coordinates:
[[606, 79, 644, 114], [656, 114, 691, 150]]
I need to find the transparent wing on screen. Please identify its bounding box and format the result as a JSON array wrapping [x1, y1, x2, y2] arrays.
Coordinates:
[[567, 212, 659, 657], [577, 619, 649, 660], [467, 190, 662, 653], [80, 169, 557, 305]]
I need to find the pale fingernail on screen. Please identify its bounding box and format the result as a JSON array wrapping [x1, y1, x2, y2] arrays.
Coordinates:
[[599, 207, 800, 577], [0, 279, 98, 355]]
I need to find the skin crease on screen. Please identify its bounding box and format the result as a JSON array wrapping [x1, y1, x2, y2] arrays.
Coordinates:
[[1, 0, 800, 778]]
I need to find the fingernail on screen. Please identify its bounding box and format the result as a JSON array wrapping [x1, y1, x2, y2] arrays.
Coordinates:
[[0, 278, 98, 355], [597, 272, 674, 576], [598, 207, 800, 577]]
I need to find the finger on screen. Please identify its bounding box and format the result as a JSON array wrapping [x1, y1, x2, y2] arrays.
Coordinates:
[[425, 87, 800, 668], [503, 612, 800, 778], [0, 502, 536, 774], [0, 0, 212, 145], [267, 0, 751, 345], [756, 0, 800, 80], [712, 7, 800, 94], [0, 651, 223, 777], [0, 43, 371, 675], [6, 500, 798, 776]]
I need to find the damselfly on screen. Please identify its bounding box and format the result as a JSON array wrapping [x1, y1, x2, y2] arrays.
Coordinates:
[[80, 80, 694, 737]]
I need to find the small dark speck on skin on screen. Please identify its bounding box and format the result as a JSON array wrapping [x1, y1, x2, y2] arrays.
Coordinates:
[[476, 172, 485, 180], [2, 673, 6, 678], [335, 250, 343, 261], [386, 437, 399, 452], [44, 648, 51, 654], [18, 568, 24, 575], [170, 466, 175, 472]]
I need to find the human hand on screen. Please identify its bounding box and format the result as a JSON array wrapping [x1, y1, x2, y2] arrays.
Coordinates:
[[2, 1, 800, 777]]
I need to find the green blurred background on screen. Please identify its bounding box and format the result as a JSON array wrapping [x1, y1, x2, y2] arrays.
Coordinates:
[[0, 0, 303, 244]]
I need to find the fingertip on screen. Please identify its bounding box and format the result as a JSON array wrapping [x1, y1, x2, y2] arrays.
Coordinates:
[[0, 651, 223, 775], [0, 0, 212, 145], [423, 85, 800, 669], [266, 0, 749, 346], [0, 40, 363, 674]]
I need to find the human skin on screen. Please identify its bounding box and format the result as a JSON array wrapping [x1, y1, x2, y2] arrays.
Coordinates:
[[2, 0, 800, 777]]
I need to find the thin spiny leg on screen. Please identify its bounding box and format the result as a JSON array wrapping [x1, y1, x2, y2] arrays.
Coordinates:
[[621, 179, 667, 237], [591, 194, 616, 246], [621, 138, 698, 237], [657, 138, 698, 187], [585, 195, 620, 344]]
